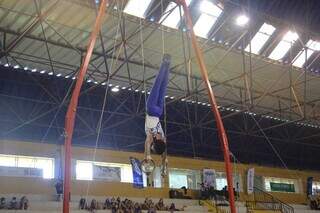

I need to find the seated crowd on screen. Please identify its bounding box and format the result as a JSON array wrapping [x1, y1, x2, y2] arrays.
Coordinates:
[[79, 197, 184, 213], [0, 196, 29, 210]]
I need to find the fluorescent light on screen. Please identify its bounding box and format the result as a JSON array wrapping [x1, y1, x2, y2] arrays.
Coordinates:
[[293, 39, 320, 68], [245, 23, 276, 54], [24, 67, 28, 70], [123, 0, 153, 18], [31, 68, 37, 72], [121, 86, 126, 90], [111, 87, 120, 92], [65, 75, 70, 78], [269, 31, 298, 60], [40, 70, 46, 74], [87, 79, 92, 83], [108, 83, 113, 87], [193, 1, 222, 38], [236, 15, 249, 26], [72, 76, 76, 80], [4, 63, 9, 67], [56, 73, 62, 77], [101, 82, 106, 85], [48, 72, 53, 75], [13, 65, 19, 69]]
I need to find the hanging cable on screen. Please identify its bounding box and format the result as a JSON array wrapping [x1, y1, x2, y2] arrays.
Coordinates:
[[83, 0, 124, 201]]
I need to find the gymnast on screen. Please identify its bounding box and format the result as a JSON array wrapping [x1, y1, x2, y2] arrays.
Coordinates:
[[142, 54, 171, 177]]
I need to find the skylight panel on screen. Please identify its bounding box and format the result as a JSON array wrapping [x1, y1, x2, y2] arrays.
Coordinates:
[[268, 31, 298, 60], [245, 23, 276, 54], [159, 0, 192, 29], [193, 0, 222, 38], [292, 40, 320, 68], [124, 0, 153, 18]]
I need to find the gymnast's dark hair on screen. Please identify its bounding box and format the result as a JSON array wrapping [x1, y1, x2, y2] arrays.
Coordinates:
[[152, 137, 166, 155]]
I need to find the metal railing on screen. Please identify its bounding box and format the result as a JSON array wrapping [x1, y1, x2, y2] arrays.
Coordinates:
[[246, 187, 294, 213]]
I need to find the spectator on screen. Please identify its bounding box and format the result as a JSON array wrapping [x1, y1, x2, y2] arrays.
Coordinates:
[[8, 197, 18, 210], [19, 196, 29, 210], [79, 197, 86, 210], [55, 179, 63, 201], [111, 202, 117, 213], [147, 203, 157, 213], [134, 202, 142, 213], [168, 203, 179, 212], [0, 197, 6, 209], [89, 199, 97, 212], [155, 198, 166, 211], [104, 198, 111, 209]]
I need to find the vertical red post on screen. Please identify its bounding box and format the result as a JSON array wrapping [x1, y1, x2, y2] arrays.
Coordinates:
[[178, 1, 236, 213], [62, 1, 107, 213]]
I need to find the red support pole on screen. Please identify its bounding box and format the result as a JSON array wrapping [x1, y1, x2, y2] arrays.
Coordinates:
[[62, 1, 107, 213], [177, 1, 236, 213]]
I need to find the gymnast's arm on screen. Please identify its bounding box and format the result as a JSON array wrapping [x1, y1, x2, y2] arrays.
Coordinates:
[[144, 131, 153, 160]]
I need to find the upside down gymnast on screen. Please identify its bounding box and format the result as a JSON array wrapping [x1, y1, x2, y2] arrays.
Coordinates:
[[141, 54, 171, 177]]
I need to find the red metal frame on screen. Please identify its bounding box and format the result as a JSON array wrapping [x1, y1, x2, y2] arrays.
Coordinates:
[[177, 1, 237, 213], [62, 1, 107, 213]]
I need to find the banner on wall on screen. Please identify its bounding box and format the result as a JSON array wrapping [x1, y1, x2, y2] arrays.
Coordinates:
[[247, 168, 255, 194], [92, 165, 121, 181], [0, 166, 42, 178], [270, 182, 295, 192], [307, 177, 313, 196], [203, 169, 216, 188], [130, 157, 144, 188]]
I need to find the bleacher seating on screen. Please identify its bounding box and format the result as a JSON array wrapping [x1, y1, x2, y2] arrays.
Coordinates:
[[0, 194, 207, 212]]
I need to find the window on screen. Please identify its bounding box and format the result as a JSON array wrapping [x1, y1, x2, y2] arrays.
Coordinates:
[[169, 168, 201, 189], [76, 160, 132, 182], [193, 0, 223, 38], [268, 31, 299, 60], [264, 177, 299, 193], [215, 172, 242, 191], [0, 154, 54, 179], [159, 0, 193, 28], [123, 0, 153, 18], [75, 160, 161, 187], [245, 23, 276, 54], [313, 181, 320, 195], [292, 39, 320, 68]]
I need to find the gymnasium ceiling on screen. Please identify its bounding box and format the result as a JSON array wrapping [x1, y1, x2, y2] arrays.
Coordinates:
[[0, 0, 320, 129]]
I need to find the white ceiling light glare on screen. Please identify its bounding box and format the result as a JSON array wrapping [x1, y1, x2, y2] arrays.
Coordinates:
[[193, 0, 223, 38], [123, 0, 153, 18], [245, 23, 276, 54], [269, 31, 299, 60], [159, 0, 192, 29], [111, 86, 120, 93], [31, 68, 37, 72], [13, 65, 20, 69], [48, 72, 53, 75], [236, 14, 249, 26], [24, 67, 28, 71], [56, 73, 62, 77], [4, 63, 9, 67], [292, 39, 320, 68], [40, 70, 46, 74]]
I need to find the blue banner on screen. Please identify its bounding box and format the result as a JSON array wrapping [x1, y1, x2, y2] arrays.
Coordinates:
[[130, 157, 144, 188], [307, 177, 313, 196]]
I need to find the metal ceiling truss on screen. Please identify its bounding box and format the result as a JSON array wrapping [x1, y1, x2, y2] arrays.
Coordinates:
[[0, 0, 320, 170]]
